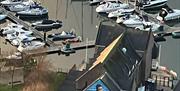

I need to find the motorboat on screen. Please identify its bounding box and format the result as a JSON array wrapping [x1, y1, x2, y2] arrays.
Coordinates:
[[10, 35, 36, 46], [8, 3, 29, 12], [157, 8, 180, 21], [5, 30, 35, 46], [1, 27, 16, 35], [7, 23, 24, 28], [17, 34, 36, 41], [5, 33, 16, 40], [116, 14, 141, 24], [96, 2, 129, 13], [89, 0, 120, 5], [141, 0, 168, 10], [32, 20, 63, 30], [116, 14, 147, 28], [1, 0, 22, 6], [17, 41, 45, 52], [108, 8, 135, 18], [48, 31, 76, 41], [123, 18, 144, 28], [7, 0, 36, 12], [0, 14, 7, 20], [22, 0, 35, 5], [1, 26, 32, 35], [16, 6, 48, 16], [89, 0, 103, 5], [135, 22, 161, 32]]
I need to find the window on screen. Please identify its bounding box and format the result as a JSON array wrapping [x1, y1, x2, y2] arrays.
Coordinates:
[[122, 47, 127, 54]]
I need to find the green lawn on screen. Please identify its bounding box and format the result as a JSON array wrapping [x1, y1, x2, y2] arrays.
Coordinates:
[[0, 84, 22, 91]]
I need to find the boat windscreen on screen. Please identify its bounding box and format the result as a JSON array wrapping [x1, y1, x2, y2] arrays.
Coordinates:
[[42, 20, 55, 24]]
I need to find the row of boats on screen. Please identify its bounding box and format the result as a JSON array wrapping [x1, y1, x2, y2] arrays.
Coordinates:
[[1, 0, 48, 17], [0, 23, 45, 52], [90, 0, 180, 32], [90, 0, 168, 10], [0, 22, 82, 52]]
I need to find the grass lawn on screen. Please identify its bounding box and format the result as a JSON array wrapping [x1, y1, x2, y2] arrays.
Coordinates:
[[0, 84, 22, 91]]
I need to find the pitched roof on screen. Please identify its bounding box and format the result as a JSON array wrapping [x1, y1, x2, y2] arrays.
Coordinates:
[[89, 33, 123, 70], [88, 32, 141, 90], [85, 79, 110, 91]]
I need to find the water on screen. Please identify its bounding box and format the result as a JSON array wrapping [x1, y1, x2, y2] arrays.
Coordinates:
[[159, 0, 180, 79], [22, 0, 180, 78], [167, 0, 180, 9]]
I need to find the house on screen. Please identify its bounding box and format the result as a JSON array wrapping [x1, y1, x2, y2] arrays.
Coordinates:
[[75, 27, 156, 91]]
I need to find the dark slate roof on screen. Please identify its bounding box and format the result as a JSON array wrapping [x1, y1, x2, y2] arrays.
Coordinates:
[[96, 24, 126, 46], [95, 23, 154, 57], [103, 32, 141, 90], [77, 32, 143, 91]]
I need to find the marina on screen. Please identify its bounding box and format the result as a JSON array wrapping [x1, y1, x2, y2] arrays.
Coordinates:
[[0, 0, 180, 91]]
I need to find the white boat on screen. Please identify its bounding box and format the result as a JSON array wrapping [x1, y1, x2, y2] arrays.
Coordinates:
[[1, 0, 22, 6], [89, 0, 121, 5], [5, 33, 17, 41], [17, 41, 45, 52], [135, 22, 160, 32], [1, 25, 32, 35], [16, 6, 48, 16], [157, 8, 180, 21], [0, 14, 7, 20], [116, 14, 145, 27], [123, 18, 144, 28], [108, 8, 135, 18], [8, 4, 29, 12], [141, 0, 168, 9], [96, 2, 129, 13], [89, 0, 103, 5], [116, 14, 141, 24], [1, 27, 16, 35], [7, 0, 36, 12]]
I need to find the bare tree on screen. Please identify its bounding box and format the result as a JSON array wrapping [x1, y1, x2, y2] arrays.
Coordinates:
[[22, 56, 54, 91]]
